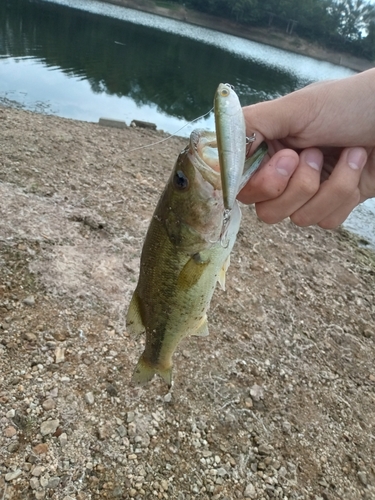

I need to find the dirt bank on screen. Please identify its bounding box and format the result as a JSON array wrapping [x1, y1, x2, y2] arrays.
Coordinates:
[[103, 0, 373, 72], [0, 106, 374, 500]]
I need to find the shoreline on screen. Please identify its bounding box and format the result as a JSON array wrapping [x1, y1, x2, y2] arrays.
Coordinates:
[[102, 0, 373, 72]]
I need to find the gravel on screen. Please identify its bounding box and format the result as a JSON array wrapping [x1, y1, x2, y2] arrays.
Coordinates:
[[0, 105, 374, 499]]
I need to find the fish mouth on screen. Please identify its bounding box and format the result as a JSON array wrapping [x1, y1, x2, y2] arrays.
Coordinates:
[[189, 129, 222, 190]]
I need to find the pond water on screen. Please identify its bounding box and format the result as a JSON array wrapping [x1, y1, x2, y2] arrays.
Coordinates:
[[0, 0, 374, 247]]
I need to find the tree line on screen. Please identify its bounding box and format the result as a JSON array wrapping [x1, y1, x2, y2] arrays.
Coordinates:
[[169, 0, 375, 61]]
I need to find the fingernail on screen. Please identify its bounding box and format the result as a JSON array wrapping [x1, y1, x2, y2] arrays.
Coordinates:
[[347, 148, 366, 170], [304, 150, 322, 171], [275, 156, 295, 177]]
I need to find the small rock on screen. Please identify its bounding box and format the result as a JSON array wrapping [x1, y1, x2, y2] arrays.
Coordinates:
[[40, 419, 59, 436], [164, 392, 172, 403], [33, 443, 49, 455], [85, 392, 95, 405], [7, 442, 19, 453], [279, 466, 287, 477], [244, 397, 253, 408], [111, 486, 124, 497], [363, 328, 373, 338], [6, 409, 15, 419], [23, 295, 35, 306], [216, 467, 227, 477], [244, 482, 256, 498], [40, 475, 49, 488], [5, 469, 22, 481], [49, 387, 59, 398], [4, 426, 17, 438], [42, 398, 56, 411], [258, 443, 273, 455], [54, 346, 65, 363], [358, 471, 368, 486], [97, 424, 111, 440], [116, 425, 127, 437], [32, 465, 44, 477], [250, 384, 264, 401], [191, 484, 200, 493], [128, 422, 137, 437], [59, 432, 68, 447], [23, 332, 37, 342], [282, 421, 292, 434], [47, 477, 60, 489], [30, 477, 40, 489], [106, 383, 118, 397], [52, 331, 67, 341]]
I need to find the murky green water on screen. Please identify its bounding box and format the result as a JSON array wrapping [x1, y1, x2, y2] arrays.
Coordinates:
[[0, 0, 353, 133]]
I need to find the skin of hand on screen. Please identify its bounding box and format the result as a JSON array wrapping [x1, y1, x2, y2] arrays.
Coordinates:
[[239, 68, 375, 229]]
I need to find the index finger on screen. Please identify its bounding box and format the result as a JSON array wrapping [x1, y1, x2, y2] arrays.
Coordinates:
[[238, 149, 299, 204]]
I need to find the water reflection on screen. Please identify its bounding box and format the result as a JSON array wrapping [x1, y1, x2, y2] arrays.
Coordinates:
[[0, 0, 353, 131]]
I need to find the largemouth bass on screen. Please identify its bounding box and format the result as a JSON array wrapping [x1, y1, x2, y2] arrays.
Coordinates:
[[127, 86, 267, 387]]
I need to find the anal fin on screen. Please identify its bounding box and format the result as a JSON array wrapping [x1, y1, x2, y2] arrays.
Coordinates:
[[191, 315, 209, 337], [218, 255, 230, 291], [126, 292, 145, 337]]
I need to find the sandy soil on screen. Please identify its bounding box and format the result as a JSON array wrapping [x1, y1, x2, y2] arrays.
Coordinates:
[[0, 105, 374, 500]]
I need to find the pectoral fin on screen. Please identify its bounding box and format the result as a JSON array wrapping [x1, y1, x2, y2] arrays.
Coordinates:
[[126, 292, 145, 336], [239, 142, 268, 192], [177, 254, 210, 290], [217, 255, 230, 291]]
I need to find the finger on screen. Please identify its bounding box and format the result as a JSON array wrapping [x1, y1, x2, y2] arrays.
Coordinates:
[[290, 147, 367, 227], [255, 148, 323, 224], [237, 149, 299, 204], [243, 94, 313, 147], [317, 191, 361, 229], [358, 148, 375, 202]]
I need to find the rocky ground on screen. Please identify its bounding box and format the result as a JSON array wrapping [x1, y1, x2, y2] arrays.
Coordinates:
[[0, 104, 374, 500]]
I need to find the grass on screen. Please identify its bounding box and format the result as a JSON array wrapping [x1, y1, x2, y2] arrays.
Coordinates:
[[154, 1, 181, 10]]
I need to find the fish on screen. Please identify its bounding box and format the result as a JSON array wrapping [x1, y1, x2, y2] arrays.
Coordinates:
[[126, 85, 267, 387]]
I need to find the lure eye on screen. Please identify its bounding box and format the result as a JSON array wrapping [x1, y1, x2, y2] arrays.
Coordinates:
[[173, 170, 189, 190]]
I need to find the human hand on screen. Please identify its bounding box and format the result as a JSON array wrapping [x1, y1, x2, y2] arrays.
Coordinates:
[[239, 69, 375, 229]]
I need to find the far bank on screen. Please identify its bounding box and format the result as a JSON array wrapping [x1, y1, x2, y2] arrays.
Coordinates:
[[99, 0, 374, 73]]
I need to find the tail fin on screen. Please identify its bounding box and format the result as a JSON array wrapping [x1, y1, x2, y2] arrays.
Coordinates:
[[131, 354, 173, 387]]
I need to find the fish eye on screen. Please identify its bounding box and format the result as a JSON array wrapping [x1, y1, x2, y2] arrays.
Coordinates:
[[220, 88, 229, 97], [173, 170, 189, 190]]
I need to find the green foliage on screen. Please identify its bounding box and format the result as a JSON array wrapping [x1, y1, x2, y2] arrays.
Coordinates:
[[183, 0, 375, 60], [362, 21, 375, 59]]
